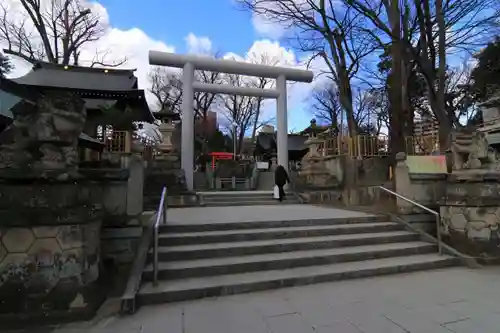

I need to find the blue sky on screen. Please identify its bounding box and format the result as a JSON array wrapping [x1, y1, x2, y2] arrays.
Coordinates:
[[97, 0, 314, 132], [99, 0, 256, 55]]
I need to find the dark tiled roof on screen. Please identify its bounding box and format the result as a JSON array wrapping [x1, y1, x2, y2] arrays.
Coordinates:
[[4, 61, 154, 123], [255, 132, 308, 152], [288, 134, 308, 151], [256, 132, 276, 150], [12, 61, 138, 90]]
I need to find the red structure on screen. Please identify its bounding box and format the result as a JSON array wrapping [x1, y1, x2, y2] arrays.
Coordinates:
[[209, 152, 234, 170]]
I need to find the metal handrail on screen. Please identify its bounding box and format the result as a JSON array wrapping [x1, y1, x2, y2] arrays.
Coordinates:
[[378, 186, 442, 255], [153, 187, 168, 286]]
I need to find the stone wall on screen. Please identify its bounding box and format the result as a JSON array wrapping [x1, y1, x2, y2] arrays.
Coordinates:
[[0, 181, 103, 314], [144, 156, 200, 209], [299, 155, 392, 207], [440, 174, 500, 259], [100, 226, 143, 264], [343, 156, 392, 206], [79, 154, 145, 265]]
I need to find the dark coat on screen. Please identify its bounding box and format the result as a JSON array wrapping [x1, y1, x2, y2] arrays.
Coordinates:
[[274, 165, 290, 186]]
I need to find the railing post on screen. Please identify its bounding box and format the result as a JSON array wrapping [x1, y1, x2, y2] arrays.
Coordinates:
[[436, 214, 442, 255], [232, 176, 236, 189], [153, 224, 159, 286], [153, 187, 167, 287], [163, 190, 167, 225]]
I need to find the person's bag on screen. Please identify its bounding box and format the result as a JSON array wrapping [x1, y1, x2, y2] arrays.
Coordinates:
[[273, 185, 280, 199]]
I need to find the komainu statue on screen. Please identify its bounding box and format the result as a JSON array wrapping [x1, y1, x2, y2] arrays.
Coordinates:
[[450, 128, 497, 170], [0, 89, 86, 179]]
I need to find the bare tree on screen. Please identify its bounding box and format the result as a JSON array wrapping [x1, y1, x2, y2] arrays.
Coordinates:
[[237, 0, 377, 136], [310, 81, 378, 134], [310, 82, 343, 130], [148, 56, 224, 152], [218, 73, 261, 155], [147, 63, 222, 122], [193, 69, 223, 150], [247, 51, 280, 144], [148, 67, 183, 113], [366, 87, 390, 135], [444, 61, 478, 125], [344, 0, 499, 149], [0, 0, 125, 66]]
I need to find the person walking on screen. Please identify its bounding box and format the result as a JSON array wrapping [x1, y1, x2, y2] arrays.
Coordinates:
[[274, 164, 290, 202]]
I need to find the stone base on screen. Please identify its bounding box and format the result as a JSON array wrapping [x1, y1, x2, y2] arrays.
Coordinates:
[[0, 283, 105, 329], [167, 193, 200, 207], [440, 173, 500, 258], [440, 205, 500, 258], [0, 221, 102, 314]]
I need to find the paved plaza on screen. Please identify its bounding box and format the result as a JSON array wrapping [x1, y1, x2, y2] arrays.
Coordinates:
[[166, 204, 374, 225], [53, 266, 500, 333]]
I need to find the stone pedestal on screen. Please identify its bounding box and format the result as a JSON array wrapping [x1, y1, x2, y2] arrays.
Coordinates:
[[0, 180, 103, 314], [440, 171, 500, 259]]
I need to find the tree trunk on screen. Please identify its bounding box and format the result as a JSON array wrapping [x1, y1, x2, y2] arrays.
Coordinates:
[[436, 0, 450, 151], [332, 31, 357, 137], [387, 1, 406, 158], [388, 71, 405, 157]]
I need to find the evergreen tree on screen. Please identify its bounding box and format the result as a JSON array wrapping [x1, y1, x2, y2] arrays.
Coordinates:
[[0, 52, 12, 77], [471, 37, 500, 101]]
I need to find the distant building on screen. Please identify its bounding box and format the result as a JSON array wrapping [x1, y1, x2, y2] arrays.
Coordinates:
[[195, 110, 218, 137], [412, 114, 439, 153], [254, 131, 308, 162], [413, 114, 439, 137]]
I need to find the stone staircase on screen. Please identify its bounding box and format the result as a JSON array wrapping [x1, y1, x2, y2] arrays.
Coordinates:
[[200, 191, 302, 206], [136, 216, 459, 305]]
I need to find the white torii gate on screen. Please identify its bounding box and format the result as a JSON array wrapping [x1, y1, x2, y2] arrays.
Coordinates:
[[149, 51, 314, 191]]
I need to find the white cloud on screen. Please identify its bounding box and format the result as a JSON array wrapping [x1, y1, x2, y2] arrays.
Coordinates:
[[217, 39, 327, 129], [2, 0, 174, 108], [251, 14, 286, 40], [185, 33, 213, 54], [248, 0, 322, 40]]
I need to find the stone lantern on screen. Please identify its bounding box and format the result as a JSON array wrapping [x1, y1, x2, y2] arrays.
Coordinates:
[[298, 119, 338, 188], [155, 110, 180, 157]]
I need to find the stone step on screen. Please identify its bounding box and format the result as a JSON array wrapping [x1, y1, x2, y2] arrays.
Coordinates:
[[152, 231, 419, 261], [200, 192, 301, 207], [143, 241, 437, 280], [202, 195, 291, 202], [137, 254, 459, 304], [202, 200, 301, 207], [159, 222, 403, 245], [160, 215, 388, 233]]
